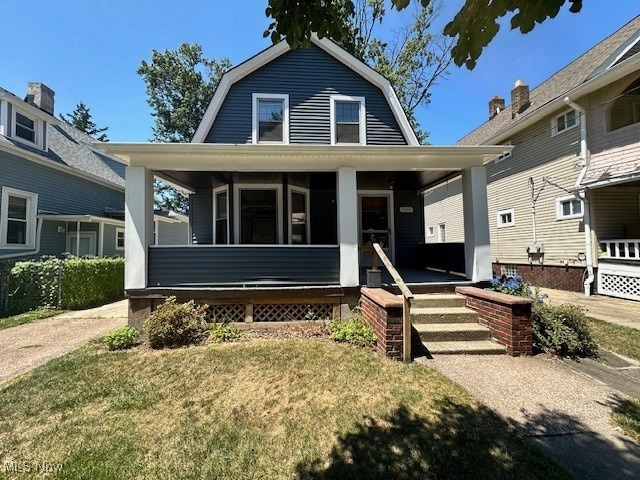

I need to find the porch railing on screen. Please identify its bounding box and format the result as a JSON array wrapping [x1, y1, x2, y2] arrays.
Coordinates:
[[601, 239, 640, 261], [372, 243, 414, 363]]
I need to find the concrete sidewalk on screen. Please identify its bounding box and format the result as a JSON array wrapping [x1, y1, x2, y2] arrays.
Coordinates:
[[540, 288, 640, 330], [423, 354, 640, 479], [0, 300, 127, 384]]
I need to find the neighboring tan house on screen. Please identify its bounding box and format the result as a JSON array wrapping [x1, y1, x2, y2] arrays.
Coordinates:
[[100, 37, 507, 324], [0, 83, 189, 261], [424, 16, 640, 301]]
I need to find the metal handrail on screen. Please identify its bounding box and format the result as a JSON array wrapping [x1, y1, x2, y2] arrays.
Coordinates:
[[371, 243, 414, 363]]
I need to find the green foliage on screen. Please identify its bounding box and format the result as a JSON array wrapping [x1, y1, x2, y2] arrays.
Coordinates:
[[612, 398, 640, 443], [104, 327, 139, 351], [144, 297, 208, 349], [210, 321, 244, 342], [329, 316, 377, 347], [5, 256, 124, 314], [265, 0, 583, 70], [531, 302, 598, 359], [59, 101, 109, 141]]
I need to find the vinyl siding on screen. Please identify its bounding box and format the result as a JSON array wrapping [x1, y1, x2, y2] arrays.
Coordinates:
[[190, 189, 213, 245], [156, 220, 190, 245], [423, 178, 464, 243], [206, 44, 407, 145], [103, 223, 123, 257]]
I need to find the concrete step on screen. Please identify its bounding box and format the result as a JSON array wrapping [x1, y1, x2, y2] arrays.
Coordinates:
[[411, 307, 478, 324], [411, 293, 466, 309], [414, 322, 491, 342], [424, 340, 506, 355]]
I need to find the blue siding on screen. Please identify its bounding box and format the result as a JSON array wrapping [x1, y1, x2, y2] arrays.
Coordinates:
[[206, 45, 407, 145], [148, 246, 340, 286], [40, 220, 67, 256], [103, 224, 123, 257], [190, 189, 212, 244], [157, 220, 189, 245], [393, 190, 423, 267]]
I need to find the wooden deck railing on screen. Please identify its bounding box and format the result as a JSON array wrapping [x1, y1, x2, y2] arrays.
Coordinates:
[[371, 243, 414, 363]]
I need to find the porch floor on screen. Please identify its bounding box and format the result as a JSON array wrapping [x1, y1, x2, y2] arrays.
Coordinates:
[[359, 266, 468, 286]]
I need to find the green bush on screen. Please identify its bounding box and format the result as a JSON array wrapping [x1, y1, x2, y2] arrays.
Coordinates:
[[329, 316, 377, 347], [531, 302, 598, 358], [104, 326, 139, 351], [144, 297, 208, 349], [210, 321, 244, 342]]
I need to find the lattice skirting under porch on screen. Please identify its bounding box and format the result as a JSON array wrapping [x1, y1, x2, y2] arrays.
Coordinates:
[[203, 302, 336, 323], [598, 263, 640, 301]]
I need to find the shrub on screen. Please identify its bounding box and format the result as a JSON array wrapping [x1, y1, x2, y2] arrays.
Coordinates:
[[329, 316, 376, 347], [210, 321, 244, 342], [144, 297, 208, 349], [104, 326, 139, 351], [489, 274, 531, 297], [531, 302, 598, 358]]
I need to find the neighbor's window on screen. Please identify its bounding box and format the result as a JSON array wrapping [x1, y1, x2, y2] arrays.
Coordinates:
[[426, 225, 435, 237], [552, 109, 578, 136], [115, 227, 125, 250], [497, 208, 515, 228], [252, 94, 289, 144], [331, 95, 365, 145], [438, 223, 446, 243], [609, 78, 640, 131], [0, 187, 38, 247], [556, 195, 583, 220]]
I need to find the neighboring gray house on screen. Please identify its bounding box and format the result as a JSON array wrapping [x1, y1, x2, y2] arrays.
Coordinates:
[[424, 16, 640, 301], [100, 37, 506, 324], [0, 83, 189, 261]]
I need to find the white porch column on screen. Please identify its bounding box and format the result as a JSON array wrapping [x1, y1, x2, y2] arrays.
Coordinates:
[[125, 166, 154, 289], [337, 167, 359, 286], [462, 166, 492, 282]]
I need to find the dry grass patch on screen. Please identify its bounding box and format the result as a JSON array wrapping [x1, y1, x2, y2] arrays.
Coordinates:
[[0, 339, 571, 479]]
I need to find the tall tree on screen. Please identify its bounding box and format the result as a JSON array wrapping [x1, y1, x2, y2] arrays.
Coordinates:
[[265, 0, 583, 69], [59, 101, 109, 141], [138, 43, 232, 142]]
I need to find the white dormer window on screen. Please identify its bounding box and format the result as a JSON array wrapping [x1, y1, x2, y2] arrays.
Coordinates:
[[252, 93, 289, 144], [8, 106, 46, 150], [330, 95, 366, 145], [551, 109, 578, 136]]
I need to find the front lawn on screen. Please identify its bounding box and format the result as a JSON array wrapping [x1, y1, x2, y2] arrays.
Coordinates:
[[612, 398, 640, 443], [0, 340, 570, 479], [587, 317, 640, 362], [0, 308, 59, 331]]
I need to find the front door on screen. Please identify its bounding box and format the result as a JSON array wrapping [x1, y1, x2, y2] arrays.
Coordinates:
[[358, 193, 393, 267]]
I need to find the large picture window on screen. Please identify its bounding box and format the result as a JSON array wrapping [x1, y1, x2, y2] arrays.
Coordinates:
[[0, 187, 38, 248], [252, 94, 289, 144]]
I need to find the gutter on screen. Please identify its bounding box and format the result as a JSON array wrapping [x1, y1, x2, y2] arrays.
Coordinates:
[[0, 218, 43, 260], [564, 96, 594, 296]]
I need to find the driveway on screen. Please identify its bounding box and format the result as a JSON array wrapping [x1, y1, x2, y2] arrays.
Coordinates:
[[0, 300, 127, 384]]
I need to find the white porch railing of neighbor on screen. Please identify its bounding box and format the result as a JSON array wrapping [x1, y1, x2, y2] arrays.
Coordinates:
[[601, 239, 640, 261]]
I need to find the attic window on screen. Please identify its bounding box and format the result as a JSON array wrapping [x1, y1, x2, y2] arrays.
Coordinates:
[[11, 108, 45, 149], [609, 78, 640, 131], [252, 94, 289, 144], [331, 95, 366, 145], [551, 109, 578, 136]]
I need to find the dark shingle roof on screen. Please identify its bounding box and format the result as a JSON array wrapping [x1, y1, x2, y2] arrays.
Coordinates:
[[0, 87, 125, 189], [458, 16, 640, 145]]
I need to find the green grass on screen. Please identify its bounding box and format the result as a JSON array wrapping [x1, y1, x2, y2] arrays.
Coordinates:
[[0, 340, 571, 480], [612, 398, 640, 442], [0, 308, 60, 331], [587, 317, 640, 362]]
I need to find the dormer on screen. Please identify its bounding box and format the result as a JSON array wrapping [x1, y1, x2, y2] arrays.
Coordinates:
[[0, 83, 54, 151]]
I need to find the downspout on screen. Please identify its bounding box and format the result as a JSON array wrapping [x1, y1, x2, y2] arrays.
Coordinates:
[[564, 96, 594, 296], [0, 218, 43, 260]]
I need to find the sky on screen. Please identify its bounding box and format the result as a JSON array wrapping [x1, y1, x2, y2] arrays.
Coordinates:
[[2, 1, 639, 145]]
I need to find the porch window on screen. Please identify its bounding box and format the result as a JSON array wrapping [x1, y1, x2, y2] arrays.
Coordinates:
[[609, 78, 640, 131], [213, 186, 229, 244], [252, 94, 289, 144], [556, 195, 583, 220], [289, 186, 310, 244], [235, 185, 283, 244], [497, 208, 515, 228], [0, 187, 38, 248], [551, 109, 578, 136], [331, 95, 366, 145]]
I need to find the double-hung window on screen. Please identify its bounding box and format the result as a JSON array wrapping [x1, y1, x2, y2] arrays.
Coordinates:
[[556, 195, 583, 220], [15, 111, 36, 143], [0, 187, 38, 248], [115, 228, 125, 250], [252, 94, 289, 144], [331, 95, 366, 145], [213, 186, 229, 244], [289, 186, 310, 244]]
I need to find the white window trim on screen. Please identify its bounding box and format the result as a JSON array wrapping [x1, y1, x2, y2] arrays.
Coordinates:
[[556, 195, 584, 220], [115, 227, 125, 250], [251, 93, 289, 145], [233, 183, 284, 244], [551, 108, 579, 137], [497, 208, 515, 228], [494, 141, 513, 163], [11, 106, 46, 150], [288, 185, 311, 244], [438, 223, 446, 243], [212, 185, 230, 245], [330, 95, 366, 145], [66, 231, 97, 256], [426, 225, 435, 237], [0, 187, 38, 249]]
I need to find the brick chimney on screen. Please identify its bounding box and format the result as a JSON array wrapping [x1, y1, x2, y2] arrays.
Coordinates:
[[489, 96, 505, 119], [25, 83, 55, 115], [511, 80, 530, 117]]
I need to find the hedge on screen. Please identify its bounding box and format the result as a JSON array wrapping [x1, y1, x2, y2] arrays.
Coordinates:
[[5, 256, 124, 314]]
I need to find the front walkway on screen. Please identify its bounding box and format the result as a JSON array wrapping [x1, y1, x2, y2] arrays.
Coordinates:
[[541, 288, 640, 330], [0, 300, 127, 384]]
